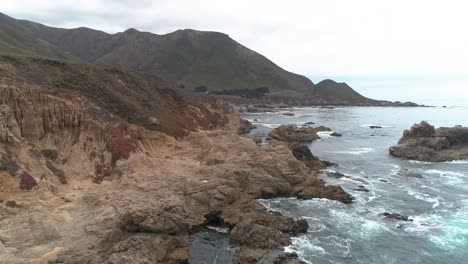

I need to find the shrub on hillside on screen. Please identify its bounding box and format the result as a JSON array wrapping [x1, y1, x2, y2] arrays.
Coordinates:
[[193, 85, 208, 93], [41, 149, 59, 160], [210, 87, 270, 98]]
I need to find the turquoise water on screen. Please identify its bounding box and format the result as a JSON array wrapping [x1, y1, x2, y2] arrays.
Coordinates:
[[243, 106, 468, 264]]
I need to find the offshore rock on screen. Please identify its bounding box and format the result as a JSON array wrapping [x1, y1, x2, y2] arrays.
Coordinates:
[[390, 121, 468, 161]]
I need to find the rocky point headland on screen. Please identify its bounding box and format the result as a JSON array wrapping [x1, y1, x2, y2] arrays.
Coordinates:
[[390, 121, 468, 161], [0, 79, 351, 264]]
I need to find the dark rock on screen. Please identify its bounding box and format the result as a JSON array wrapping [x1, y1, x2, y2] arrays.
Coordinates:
[[397, 168, 423, 178], [370, 125, 383, 129], [353, 185, 370, 192], [267, 124, 331, 143], [5, 200, 17, 208], [330, 132, 342, 137], [239, 119, 256, 135], [289, 144, 318, 161], [390, 121, 468, 161], [326, 171, 345, 178], [381, 212, 413, 221], [288, 143, 327, 171], [19, 172, 38, 190], [322, 160, 338, 167]]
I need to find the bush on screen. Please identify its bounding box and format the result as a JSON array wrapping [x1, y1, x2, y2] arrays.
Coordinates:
[[41, 149, 59, 160], [210, 87, 270, 98], [193, 85, 208, 93]]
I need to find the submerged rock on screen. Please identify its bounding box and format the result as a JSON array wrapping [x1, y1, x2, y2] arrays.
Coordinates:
[[267, 124, 331, 143], [325, 171, 345, 178], [381, 212, 413, 221], [397, 167, 423, 178], [390, 121, 468, 161], [353, 185, 370, 192]]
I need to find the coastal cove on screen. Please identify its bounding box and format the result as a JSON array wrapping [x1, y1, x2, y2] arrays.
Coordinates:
[[233, 106, 468, 264]]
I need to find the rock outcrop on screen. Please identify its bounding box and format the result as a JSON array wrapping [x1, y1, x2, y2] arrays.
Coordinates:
[[238, 118, 256, 135], [267, 124, 331, 142], [389, 121, 468, 161]]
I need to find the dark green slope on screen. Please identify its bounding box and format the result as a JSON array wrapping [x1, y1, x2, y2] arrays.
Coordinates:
[[0, 13, 71, 59]]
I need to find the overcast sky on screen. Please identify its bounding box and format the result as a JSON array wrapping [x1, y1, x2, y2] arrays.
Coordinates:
[[3, 0, 468, 105]]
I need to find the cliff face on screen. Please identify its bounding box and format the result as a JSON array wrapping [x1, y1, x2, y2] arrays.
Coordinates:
[[0, 81, 82, 142]]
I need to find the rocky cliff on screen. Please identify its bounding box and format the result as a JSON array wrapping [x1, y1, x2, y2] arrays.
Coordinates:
[[0, 75, 351, 264]]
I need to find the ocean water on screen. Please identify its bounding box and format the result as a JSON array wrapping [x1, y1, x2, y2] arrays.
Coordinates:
[[241, 106, 468, 264]]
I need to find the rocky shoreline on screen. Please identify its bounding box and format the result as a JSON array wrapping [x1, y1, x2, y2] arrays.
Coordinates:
[[0, 81, 352, 264]]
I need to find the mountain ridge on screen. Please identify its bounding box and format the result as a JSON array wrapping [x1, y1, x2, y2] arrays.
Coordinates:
[[0, 12, 420, 106]]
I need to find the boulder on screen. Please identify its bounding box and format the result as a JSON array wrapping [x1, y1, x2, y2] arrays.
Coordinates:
[[390, 121, 468, 161], [239, 119, 256, 135], [331, 132, 342, 137], [267, 124, 331, 143]]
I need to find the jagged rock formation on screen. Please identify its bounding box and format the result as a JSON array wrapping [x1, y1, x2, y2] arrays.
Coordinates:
[[266, 124, 331, 142], [389, 121, 468, 161]]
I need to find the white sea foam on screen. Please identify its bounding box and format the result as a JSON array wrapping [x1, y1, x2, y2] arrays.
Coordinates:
[[261, 123, 281, 129], [285, 236, 324, 262], [317, 131, 335, 138], [444, 159, 468, 164], [329, 147, 374, 155], [424, 169, 465, 177], [408, 160, 433, 165], [407, 188, 442, 208]]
